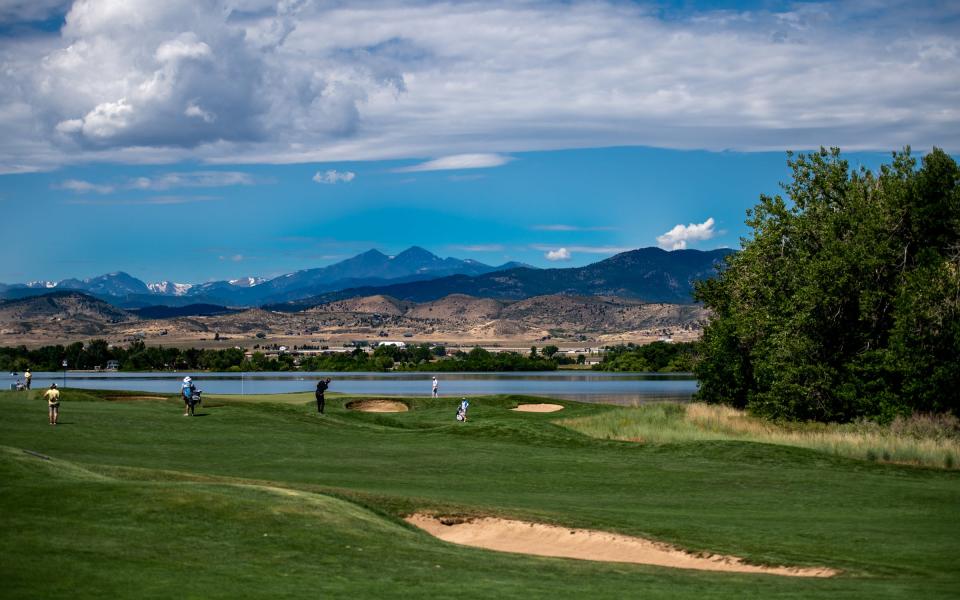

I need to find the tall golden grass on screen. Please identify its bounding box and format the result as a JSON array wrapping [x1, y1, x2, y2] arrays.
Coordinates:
[[559, 403, 960, 470]]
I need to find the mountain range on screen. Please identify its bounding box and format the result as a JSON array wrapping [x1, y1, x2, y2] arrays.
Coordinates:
[[270, 247, 734, 310], [0, 247, 531, 308], [0, 246, 732, 309]]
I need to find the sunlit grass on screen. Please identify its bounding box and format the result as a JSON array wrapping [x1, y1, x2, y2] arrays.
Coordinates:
[[559, 402, 960, 470]]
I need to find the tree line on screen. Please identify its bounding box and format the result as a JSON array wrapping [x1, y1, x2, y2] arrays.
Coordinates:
[[592, 341, 696, 373], [694, 148, 959, 422], [0, 341, 561, 373]]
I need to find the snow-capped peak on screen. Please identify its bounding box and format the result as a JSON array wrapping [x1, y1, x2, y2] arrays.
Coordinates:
[[228, 276, 265, 287], [148, 281, 193, 296], [27, 280, 58, 289]]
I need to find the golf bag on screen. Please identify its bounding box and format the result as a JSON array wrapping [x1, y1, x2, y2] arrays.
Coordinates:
[[189, 390, 202, 408]]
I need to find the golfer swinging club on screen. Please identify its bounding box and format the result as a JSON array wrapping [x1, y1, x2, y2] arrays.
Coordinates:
[[316, 378, 331, 414]]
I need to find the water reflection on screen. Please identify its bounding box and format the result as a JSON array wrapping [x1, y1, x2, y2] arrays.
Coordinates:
[[9, 371, 698, 405]]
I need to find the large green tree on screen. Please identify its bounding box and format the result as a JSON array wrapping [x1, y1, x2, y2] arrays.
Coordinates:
[[695, 148, 960, 422]]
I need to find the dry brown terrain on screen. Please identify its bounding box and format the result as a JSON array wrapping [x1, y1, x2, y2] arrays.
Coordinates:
[[0, 292, 708, 348]]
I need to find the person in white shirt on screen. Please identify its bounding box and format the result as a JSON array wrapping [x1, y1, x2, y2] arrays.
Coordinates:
[[431, 376, 439, 398], [44, 383, 61, 425]]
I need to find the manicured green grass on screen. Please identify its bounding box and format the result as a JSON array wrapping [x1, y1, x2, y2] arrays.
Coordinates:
[[2, 388, 959, 598]]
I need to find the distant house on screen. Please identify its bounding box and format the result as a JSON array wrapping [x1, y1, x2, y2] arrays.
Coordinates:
[[106, 360, 120, 370], [378, 341, 407, 348]]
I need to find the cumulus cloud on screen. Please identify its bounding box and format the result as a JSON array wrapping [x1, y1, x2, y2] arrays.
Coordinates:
[[394, 153, 512, 173], [656, 217, 717, 250], [41, 10, 266, 150], [312, 169, 356, 184], [0, 1, 958, 171], [545, 247, 572, 261]]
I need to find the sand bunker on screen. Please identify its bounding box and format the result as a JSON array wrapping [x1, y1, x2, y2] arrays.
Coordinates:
[[511, 403, 564, 413], [346, 399, 409, 413], [406, 515, 837, 577]]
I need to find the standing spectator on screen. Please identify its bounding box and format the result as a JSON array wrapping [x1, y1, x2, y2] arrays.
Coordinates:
[[181, 377, 196, 416], [43, 383, 61, 426], [24, 369, 31, 390], [432, 376, 439, 398]]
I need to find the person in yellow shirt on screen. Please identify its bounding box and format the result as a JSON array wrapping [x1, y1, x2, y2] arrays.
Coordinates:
[[43, 383, 61, 426], [24, 369, 31, 390]]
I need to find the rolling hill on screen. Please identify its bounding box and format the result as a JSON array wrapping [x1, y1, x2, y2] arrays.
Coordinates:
[[0, 290, 708, 345], [0, 291, 136, 338]]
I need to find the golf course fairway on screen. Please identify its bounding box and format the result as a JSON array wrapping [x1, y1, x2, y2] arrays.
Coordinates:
[[2, 389, 958, 599]]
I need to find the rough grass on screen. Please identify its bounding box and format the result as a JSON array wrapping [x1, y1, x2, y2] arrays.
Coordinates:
[[559, 402, 960, 469]]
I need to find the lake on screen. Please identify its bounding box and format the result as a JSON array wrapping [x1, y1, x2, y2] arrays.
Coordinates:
[[9, 371, 698, 405]]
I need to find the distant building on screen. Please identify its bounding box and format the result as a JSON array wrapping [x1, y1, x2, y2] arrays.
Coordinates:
[[106, 360, 120, 370], [378, 341, 407, 348]]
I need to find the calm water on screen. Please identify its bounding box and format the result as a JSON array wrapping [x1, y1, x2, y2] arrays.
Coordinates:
[[10, 371, 697, 405]]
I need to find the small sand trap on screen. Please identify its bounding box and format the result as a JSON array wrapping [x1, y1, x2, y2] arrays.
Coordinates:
[[406, 515, 837, 577], [104, 395, 167, 402], [346, 399, 409, 413], [511, 403, 564, 413]]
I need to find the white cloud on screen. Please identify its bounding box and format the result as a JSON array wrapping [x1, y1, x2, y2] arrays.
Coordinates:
[[55, 179, 115, 194], [34, 3, 266, 152], [656, 217, 717, 250], [133, 171, 257, 190], [54, 171, 257, 194], [545, 247, 572, 261], [154, 34, 212, 64], [185, 102, 216, 123], [394, 154, 512, 173], [312, 169, 356, 184], [0, 1, 958, 171]]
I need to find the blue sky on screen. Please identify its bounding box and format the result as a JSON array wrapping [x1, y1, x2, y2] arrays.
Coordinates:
[[0, 1, 957, 284]]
